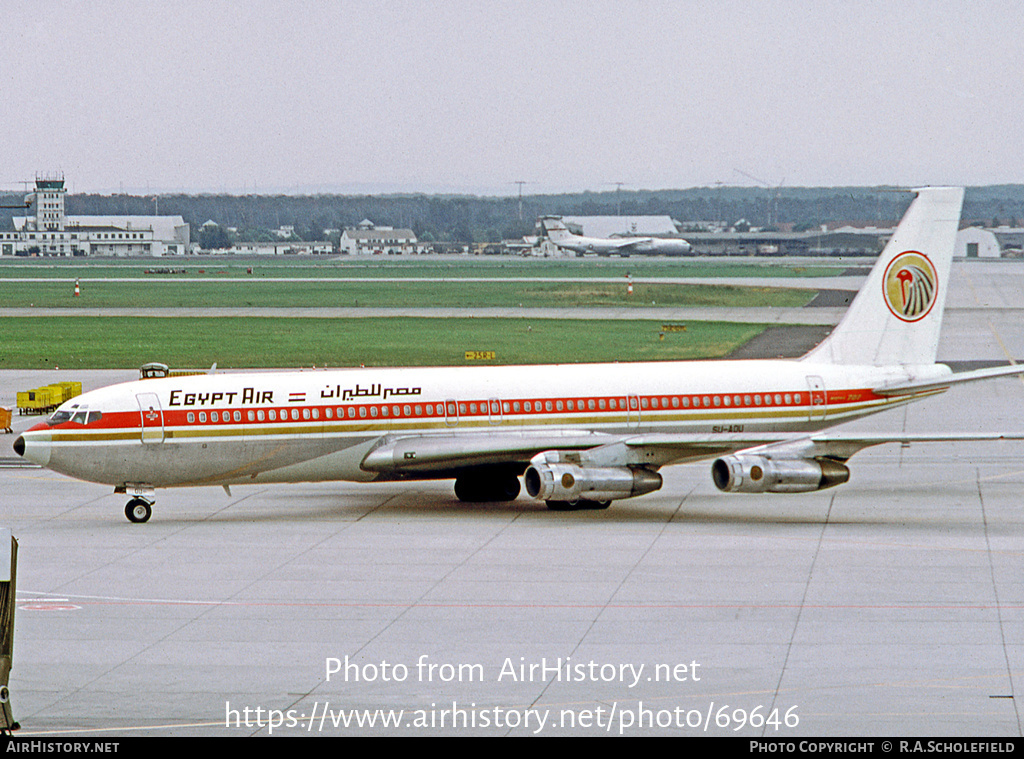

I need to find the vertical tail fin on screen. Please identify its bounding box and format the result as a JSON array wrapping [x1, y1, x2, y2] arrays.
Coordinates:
[[802, 186, 964, 366], [539, 216, 572, 243]]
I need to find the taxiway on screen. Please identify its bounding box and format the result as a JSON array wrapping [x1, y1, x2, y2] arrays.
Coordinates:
[[0, 259, 1022, 736]]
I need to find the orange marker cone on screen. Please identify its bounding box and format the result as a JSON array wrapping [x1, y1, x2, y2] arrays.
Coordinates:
[[73, 279, 80, 297]]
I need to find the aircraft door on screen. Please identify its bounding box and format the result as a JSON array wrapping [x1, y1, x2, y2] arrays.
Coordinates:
[[488, 398, 502, 425], [627, 394, 641, 428], [136, 393, 165, 443], [445, 399, 459, 428], [806, 376, 826, 421]]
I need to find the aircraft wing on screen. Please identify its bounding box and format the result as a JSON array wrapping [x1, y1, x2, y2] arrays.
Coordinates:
[[624, 430, 1024, 464], [611, 237, 653, 251], [360, 430, 620, 473], [360, 421, 1024, 477], [873, 364, 1024, 396]]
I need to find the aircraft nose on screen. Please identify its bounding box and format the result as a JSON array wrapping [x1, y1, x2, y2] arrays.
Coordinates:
[[13, 432, 50, 467]]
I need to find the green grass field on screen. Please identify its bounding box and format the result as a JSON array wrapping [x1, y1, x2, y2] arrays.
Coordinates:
[[0, 317, 767, 369], [0, 279, 813, 309], [0, 257, 844, 279], [0, 257, 819, 368]]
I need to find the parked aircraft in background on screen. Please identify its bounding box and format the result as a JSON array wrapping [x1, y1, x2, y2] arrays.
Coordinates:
[[539, 216, 692, 256], [15, 187, 1024, 522]]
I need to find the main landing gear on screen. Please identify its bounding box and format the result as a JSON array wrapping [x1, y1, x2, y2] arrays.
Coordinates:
[[545, 499, 611, 511], [453, 469, 522, 503]]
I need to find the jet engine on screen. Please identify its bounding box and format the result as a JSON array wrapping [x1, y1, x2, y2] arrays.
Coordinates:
[[524, 461, 663, 504], [711, 455, 850, 494]]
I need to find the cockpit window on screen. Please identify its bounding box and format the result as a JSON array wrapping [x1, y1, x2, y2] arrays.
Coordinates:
[[47, 406, 101, 426]]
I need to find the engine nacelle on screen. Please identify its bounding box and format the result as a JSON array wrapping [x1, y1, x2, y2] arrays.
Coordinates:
[[524, 462, 663, 503], [711, 455, 850, 494]]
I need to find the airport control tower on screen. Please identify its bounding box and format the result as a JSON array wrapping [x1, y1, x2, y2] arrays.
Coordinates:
[[27, 174, 66, 232]]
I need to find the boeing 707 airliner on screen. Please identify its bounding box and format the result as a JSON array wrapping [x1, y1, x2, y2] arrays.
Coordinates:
[[15, 187, 1024, 522]]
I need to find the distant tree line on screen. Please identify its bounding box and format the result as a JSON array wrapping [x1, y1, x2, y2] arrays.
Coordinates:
[[2, 186, 1024, 243]]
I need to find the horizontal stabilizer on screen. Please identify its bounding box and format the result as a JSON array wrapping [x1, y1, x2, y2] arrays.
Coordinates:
[[873, 364, 1024, 396]]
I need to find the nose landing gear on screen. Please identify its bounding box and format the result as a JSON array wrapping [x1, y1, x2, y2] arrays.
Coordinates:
[[125, 498, 153, 523], [116, 485, 156, 523]]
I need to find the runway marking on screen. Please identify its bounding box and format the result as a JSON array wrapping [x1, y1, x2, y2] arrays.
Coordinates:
[[19, 603, 80, 611], [964, 268, 1023, 385], [10, 721, 225, 736], [523, 482, 700, 729], [764, 491, 835, 736], [976, 469, 1022, 733]]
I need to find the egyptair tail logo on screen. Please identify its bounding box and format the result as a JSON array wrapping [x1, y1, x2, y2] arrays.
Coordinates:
[[882, 251, 938, 322]]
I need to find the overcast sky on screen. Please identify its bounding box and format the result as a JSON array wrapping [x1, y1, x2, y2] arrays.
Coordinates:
[[2, 0, 1021, 195]]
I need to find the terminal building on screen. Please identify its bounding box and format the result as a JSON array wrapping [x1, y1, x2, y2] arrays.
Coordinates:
[[339, 219, 418, 255], [0, 177, 190, 257]]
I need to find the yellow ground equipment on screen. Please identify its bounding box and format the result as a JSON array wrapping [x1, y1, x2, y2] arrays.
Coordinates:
[[15, 381, 82, 415]]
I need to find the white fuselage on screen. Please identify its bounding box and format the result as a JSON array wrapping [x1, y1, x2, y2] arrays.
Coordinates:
[[20, 358, 948, 490], [555, 235, 692, 256]]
